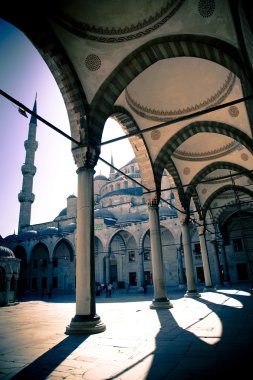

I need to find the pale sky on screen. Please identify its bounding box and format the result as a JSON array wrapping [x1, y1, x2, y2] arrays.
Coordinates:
[[0, 19, 134, 238]]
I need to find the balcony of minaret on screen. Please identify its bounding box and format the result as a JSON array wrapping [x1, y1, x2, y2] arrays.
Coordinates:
[[21, 164, 37, 176], [24, 140, 38, 151], [18, 191, 35, 203]]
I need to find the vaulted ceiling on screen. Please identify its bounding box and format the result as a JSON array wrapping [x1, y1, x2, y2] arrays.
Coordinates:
[[2, 0, 253, 230]]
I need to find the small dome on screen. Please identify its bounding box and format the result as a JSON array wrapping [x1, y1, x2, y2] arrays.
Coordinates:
[[159, 206, 178, 218], [40, 227, 59, 236], [94, 209, 116, 220], [62, 223, 76, 233], [19, 230, 38, 238], [67, 194, 77, 199], [94, 174, 108, 181], [0, 245, 15, 258], [57, 208, 67, 217], [116, 212, 143, 225]]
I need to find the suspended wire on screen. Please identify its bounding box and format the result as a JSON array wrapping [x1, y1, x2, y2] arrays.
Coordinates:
[[1, 89, 252, 220]]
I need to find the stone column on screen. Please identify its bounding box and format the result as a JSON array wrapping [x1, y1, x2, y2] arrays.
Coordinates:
[[66, 146, 105, 334], [177, 246, 186, 288], [148, 203, 172, 309], [220, 241, 231, 285], [198, 226, 215, 292], [139, 249, 145, 288], [181, 222, 200, 298], [211, 240, 223, 287], [105, 255, 110, 284], [5, 274, 12, 305]]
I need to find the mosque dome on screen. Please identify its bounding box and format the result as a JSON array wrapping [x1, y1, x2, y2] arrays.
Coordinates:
[[94, 209, 116, 220], [116, 212, 145, 225], [94, 174, 108, 181], [40, 227, 60, 236], [56, 207, 67, 218], [0, 245, 15, 258], [159, 206, 178, 218], [19, 230, 38, 239], [62, 223, 76, 233], [67, 194, 76, 199]]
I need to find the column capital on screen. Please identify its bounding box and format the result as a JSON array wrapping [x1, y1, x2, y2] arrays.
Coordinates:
[[197, 225, 205, 236], [72, 145, 100, 170]]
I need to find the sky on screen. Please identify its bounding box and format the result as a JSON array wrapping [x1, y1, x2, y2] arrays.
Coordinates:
[[0, 18, 134, 238]]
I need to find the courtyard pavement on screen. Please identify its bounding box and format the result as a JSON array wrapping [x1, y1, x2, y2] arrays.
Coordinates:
[[0, 283, 253, 380]]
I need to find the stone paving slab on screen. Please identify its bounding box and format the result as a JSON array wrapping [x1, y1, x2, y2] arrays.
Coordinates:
[[0, 285, 252, 379]]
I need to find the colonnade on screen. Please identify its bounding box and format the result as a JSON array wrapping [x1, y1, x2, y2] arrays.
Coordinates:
[[65, 146, 217, 334]]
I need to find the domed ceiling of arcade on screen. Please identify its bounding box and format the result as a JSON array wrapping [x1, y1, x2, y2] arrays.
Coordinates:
[[2, 0, 253, 228]]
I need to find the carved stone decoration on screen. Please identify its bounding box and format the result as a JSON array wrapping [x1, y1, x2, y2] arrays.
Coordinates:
[[198, 0, 215, 18], [241, 153, 249, 161], [21, 164, 37, 176], [228, 105, 239, 117], [201, 188, 207, 194], [85, 54, 101, 71], [72, 146, 100, 169], [55, 0, 185, 43], [18, 191, 35, 203], [151, 130, 161, 140], [183, 167, 190, 175]]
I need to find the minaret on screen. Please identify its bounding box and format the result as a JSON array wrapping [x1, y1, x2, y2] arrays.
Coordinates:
[[18, 97, 38, 233], [109, 152, 115, 180]]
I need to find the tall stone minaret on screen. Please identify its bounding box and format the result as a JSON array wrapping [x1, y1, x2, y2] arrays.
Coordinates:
[[18, 97, 38, 233], [109, 152, 115, 180]]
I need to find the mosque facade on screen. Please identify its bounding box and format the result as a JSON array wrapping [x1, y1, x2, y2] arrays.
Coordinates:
[[1, 101, 253, 300]]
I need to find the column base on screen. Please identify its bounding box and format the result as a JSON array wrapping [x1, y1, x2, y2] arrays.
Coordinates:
[[150, 298, 173, 309], [65, 314, 106, 335], [202, 286, 216, 292], [184, 289, 201, 298]]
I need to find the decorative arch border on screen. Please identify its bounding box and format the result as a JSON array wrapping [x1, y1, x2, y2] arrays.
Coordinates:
[[185, 161, 253, 204], [2, 14, 88, 146], [53, 238, 75, 262], [202, 184, 253, 220], [90, 35, 248, 142], [105, 229, 138, 257], [111, 106, 158, 197]]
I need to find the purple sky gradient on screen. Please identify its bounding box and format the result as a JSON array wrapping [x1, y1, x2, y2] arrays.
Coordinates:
[[0, 19, 133, 238]]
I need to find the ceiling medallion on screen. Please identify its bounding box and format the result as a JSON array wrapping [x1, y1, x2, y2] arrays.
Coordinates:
[[241, 153, 249, 161], [183, 167, 190, 175], [85, 54, 101, 71], [151, 130, 161, 140], [228, 106, 239, 117], [198, 0, 215, 18]]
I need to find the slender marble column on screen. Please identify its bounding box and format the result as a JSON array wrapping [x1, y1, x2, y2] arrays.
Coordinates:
[[5, 274, 11, 305], [220, 241, 230, 285], [66, 146, 105, 334], [148, 204, 172, 309], [181, 222, 201, 298], [177, 246, 186, 287], [198, 226, 215, 292]]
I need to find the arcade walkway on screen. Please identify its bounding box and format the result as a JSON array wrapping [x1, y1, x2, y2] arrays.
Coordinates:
[[0, 284, 252, 379]]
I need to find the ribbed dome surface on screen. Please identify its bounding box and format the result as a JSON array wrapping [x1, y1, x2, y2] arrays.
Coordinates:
[[159, 206, 178, 218], [40, 227, 59, 236], [62, 223, 76, 233], [94, 209, 116, 220], [0, 245, 15, 258], [116, 212, 144, 224]]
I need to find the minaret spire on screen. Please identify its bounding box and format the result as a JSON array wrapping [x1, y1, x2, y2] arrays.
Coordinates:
[[109, 152, 115, 179], [18, 96, 38, 233]]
